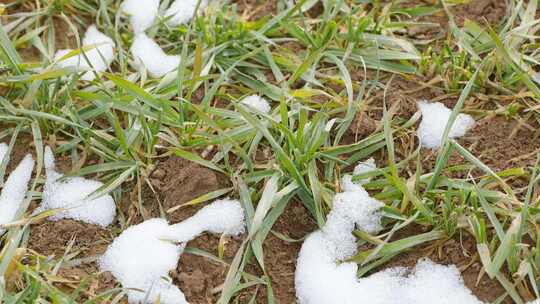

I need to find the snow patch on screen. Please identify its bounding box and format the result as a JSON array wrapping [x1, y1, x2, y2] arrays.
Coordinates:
[[54, 25, 115, 81], [417, 101, 475, 149], [0, 143, 7, 165], [130, 34, 180, 78], [100, 198, 245, 304], [121, 0, 160, 33], [295, 161, 483, 304], [35, 146, 116, 227], [353, 157, 376, 177], [165, 0, 209, 25], [0, 143, 34, 235], [341, 157, 377, 192], [240, 95, 271, 114]]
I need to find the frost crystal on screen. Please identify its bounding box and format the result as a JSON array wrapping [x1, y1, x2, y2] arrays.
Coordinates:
[[100, 198, 245, 304], [0, 143, 34, 235], [240, 95, 271, 114], [165, 0, 209, 25], [121, 0, 160, 33], [130, 34, 180, 78], [417, 101, 475, 149], [295, 161, 483, 304], [35, 146, 116, 227], [54, 25, 115, 81]]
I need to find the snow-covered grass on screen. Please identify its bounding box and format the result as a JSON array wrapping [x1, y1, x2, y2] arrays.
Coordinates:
[[1, 0, 540, 303]]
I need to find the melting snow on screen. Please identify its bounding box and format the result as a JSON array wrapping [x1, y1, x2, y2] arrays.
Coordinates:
[[295, 160, 483, 304], [353, 157, 376, 178], [121, 0, 160, 33], [35, 146, 116, 227], [100, 198, 245, 304], [165, 0, 209, 25], [130, 34, 180, 78], [417, 101, 475, 149], [341, 157, 377, 192], [54, 25, 115, 81], [240, 95, 271, 114], [0, 143, 34, 235]]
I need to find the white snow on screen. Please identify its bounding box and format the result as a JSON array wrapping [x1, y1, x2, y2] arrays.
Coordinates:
[[130, 34, 180, 78], [341, 157, 377, 192], [295, 162, 483, 304], [54, 25, 115, 81], [100, 198, 245, 304], [240, 95, 271, 114], [121, 0, 160, 33], [165, 0, 209, 25], [417, 101, 475, 149], [353, 157, 376, 177], [0, 143, 7, 165], [35, 146, 116, 227], [0, 143, 34, 235]]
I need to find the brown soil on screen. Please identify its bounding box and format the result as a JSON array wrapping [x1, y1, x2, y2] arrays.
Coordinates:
[[450, 0, 507, 27], [173, 226, 244, 303], [234, 0, 278, 21], [151, 156, 225, 218], [26, 220, 118, 300], [400, 0, 507, 40], [260, 199, 317, 303], [462, 115, 540, 171], [418, 115, 540, 187], [28, 219, 110, 257]]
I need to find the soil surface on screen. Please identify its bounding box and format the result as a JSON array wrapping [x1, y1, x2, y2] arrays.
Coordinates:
[[234, 0, 279, 21], [259, 199, 317, 302], [28, 219, 110, 257], [463, 116, 540, 171], [401, 0, 507, 40]]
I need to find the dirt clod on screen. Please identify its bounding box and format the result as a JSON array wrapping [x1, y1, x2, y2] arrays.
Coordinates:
[[152, 156, 222, 216], [28, 219, 110, 257]]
